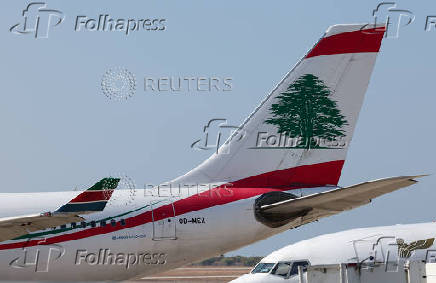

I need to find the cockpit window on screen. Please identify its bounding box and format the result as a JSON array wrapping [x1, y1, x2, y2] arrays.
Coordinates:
[[272, 262, 291, 276], [251, 263, 276, 274], [289, 261, 309, 277]]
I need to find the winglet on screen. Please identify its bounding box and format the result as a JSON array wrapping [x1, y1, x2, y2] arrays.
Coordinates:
[[56, 178, 120, 213]]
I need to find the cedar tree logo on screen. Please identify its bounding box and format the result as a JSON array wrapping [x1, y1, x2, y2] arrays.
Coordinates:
[[264, 74, 348, 149]]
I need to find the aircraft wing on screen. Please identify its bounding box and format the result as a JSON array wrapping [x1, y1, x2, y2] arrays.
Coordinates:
[[259, 176, 423, 227], [0, 177, 119, 242]]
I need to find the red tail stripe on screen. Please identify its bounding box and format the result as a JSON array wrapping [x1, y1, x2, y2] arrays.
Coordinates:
[[306, 27, 385, 59], [231, 160, 344, 188]]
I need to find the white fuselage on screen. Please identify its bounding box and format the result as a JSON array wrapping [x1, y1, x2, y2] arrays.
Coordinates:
[[231, 222, 436, 283], [0, 186, 317, 281]]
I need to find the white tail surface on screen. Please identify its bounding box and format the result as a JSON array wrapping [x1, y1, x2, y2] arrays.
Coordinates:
[[174, 24, 385, 188]]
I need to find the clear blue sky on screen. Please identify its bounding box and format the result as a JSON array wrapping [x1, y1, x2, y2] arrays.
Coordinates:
[[1, 0, 435, 256]]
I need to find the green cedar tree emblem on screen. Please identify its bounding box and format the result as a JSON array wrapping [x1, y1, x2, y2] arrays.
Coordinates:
[[265, 74, 348, 149]]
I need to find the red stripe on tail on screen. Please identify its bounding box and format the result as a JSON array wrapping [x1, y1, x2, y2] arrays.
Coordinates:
[[231, 160, 345, 188], [306, 27, 385, 58]]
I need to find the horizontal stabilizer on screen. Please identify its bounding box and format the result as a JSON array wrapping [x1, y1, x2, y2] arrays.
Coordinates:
[[0, 213, 83, 243], [258, 175, 423, 227]]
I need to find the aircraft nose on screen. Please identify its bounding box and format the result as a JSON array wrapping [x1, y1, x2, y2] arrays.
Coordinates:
[[229, 274, 267, 283], [229, 274, 252, 282]]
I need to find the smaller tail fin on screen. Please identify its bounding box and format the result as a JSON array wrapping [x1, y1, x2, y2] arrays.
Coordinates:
[[57, 178, 120, 213]]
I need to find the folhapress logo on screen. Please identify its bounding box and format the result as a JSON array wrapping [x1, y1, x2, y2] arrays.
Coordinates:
[[75, 15, 166, 35], [191, 119, 245, 155], [10, 2, 167, 39], [9, 244, 65, 272], [10, 2, 64, 39], [372, 2, 414, 38], [75, 249, 167, 270]]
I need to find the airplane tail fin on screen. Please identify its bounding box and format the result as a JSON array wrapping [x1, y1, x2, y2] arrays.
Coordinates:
[[57, 178, 120, 213], [174, 24, 385, 188]]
